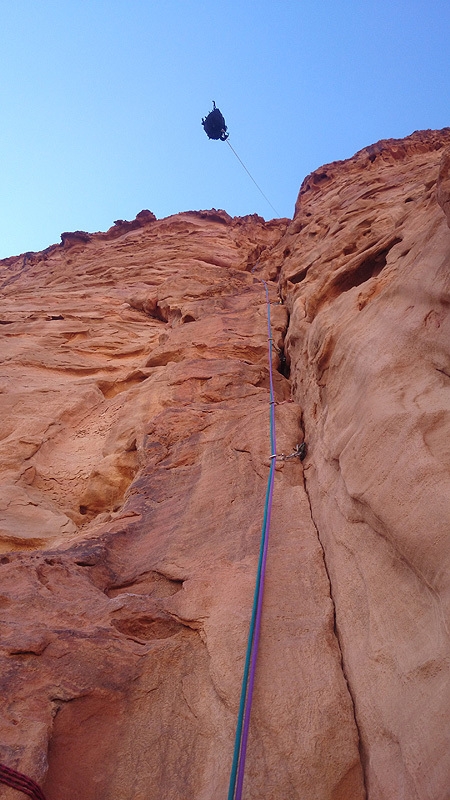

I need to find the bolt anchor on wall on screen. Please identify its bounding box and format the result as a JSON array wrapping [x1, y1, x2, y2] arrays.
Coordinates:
[[270, 442, 307, 462]]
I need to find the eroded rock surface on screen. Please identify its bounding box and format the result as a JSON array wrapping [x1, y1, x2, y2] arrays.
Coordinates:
[[275, 128, 450, 800], [0, 129, 449, 800]]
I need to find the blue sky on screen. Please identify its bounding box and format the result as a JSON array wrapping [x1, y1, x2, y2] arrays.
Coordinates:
[[0, 0, 449, 259]]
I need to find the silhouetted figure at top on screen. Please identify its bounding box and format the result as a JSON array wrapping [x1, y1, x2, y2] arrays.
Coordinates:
[[202, 101, 228, 141]]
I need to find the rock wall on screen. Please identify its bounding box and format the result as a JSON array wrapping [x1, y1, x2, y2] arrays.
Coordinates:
[[275, 128, 450, 800], [0, 129, 449, 799]]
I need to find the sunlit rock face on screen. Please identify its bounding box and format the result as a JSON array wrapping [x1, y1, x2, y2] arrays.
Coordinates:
[[275, 127, 450, 800], [0, 128, 449, 800]]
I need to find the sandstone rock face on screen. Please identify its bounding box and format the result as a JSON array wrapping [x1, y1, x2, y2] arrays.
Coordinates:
[[276, 128, 450, 800], [0, 130, 449, 800]]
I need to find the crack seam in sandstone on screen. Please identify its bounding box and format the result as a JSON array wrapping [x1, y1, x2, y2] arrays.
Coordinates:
[[300, 463, 368, 798]]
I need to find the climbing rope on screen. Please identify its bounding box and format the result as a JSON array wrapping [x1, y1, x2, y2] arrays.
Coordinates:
[[225, 140, 281, 218], [227, 280, 277, 800], [0, 763, 47, 800]]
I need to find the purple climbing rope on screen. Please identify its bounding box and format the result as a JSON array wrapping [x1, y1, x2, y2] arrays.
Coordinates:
[[0, 763, 47, 800]]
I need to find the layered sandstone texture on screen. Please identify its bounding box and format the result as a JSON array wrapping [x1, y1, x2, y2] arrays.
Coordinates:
[[0, 128, 449, 800]]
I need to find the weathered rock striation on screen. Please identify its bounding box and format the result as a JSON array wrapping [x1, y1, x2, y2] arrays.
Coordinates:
[[0, 128, 449, 800]]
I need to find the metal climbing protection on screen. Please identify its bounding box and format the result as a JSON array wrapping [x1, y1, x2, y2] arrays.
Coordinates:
[[0, 763, 47, 800], [227, 280, 277, 800]]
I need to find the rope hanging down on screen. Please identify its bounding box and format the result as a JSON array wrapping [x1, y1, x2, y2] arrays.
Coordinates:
[[225, 140, 281, 218], [201, 102, 280, 218], [0, 763, 47, 800], [227, 280, 277, 800]]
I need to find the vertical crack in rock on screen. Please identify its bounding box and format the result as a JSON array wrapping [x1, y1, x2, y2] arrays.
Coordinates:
[[282, 229, 370, 790], [277, 130, 450, 799], [300, 459, 368, 797]]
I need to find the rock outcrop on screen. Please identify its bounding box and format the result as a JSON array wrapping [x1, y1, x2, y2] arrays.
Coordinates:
[[0, 129, 449, 800]]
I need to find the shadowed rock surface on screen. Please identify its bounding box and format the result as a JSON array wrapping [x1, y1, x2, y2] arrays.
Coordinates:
[[0, 129, 449, 800]]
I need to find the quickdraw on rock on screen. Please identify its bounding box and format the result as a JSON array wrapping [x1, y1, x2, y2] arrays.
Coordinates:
[[272, 442, 307, 462]]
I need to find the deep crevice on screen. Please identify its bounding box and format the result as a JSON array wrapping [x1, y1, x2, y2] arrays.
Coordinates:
[[276, 345, 291, 378]]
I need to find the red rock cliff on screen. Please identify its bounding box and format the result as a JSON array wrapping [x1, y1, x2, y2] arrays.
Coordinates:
[[0, 129, 449, 800]]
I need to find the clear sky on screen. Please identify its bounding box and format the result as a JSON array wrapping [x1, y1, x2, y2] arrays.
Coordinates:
[[1, 0, 449, 259]]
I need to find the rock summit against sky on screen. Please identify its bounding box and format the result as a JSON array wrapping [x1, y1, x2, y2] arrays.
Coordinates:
[[0, 128, 449, 800]]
